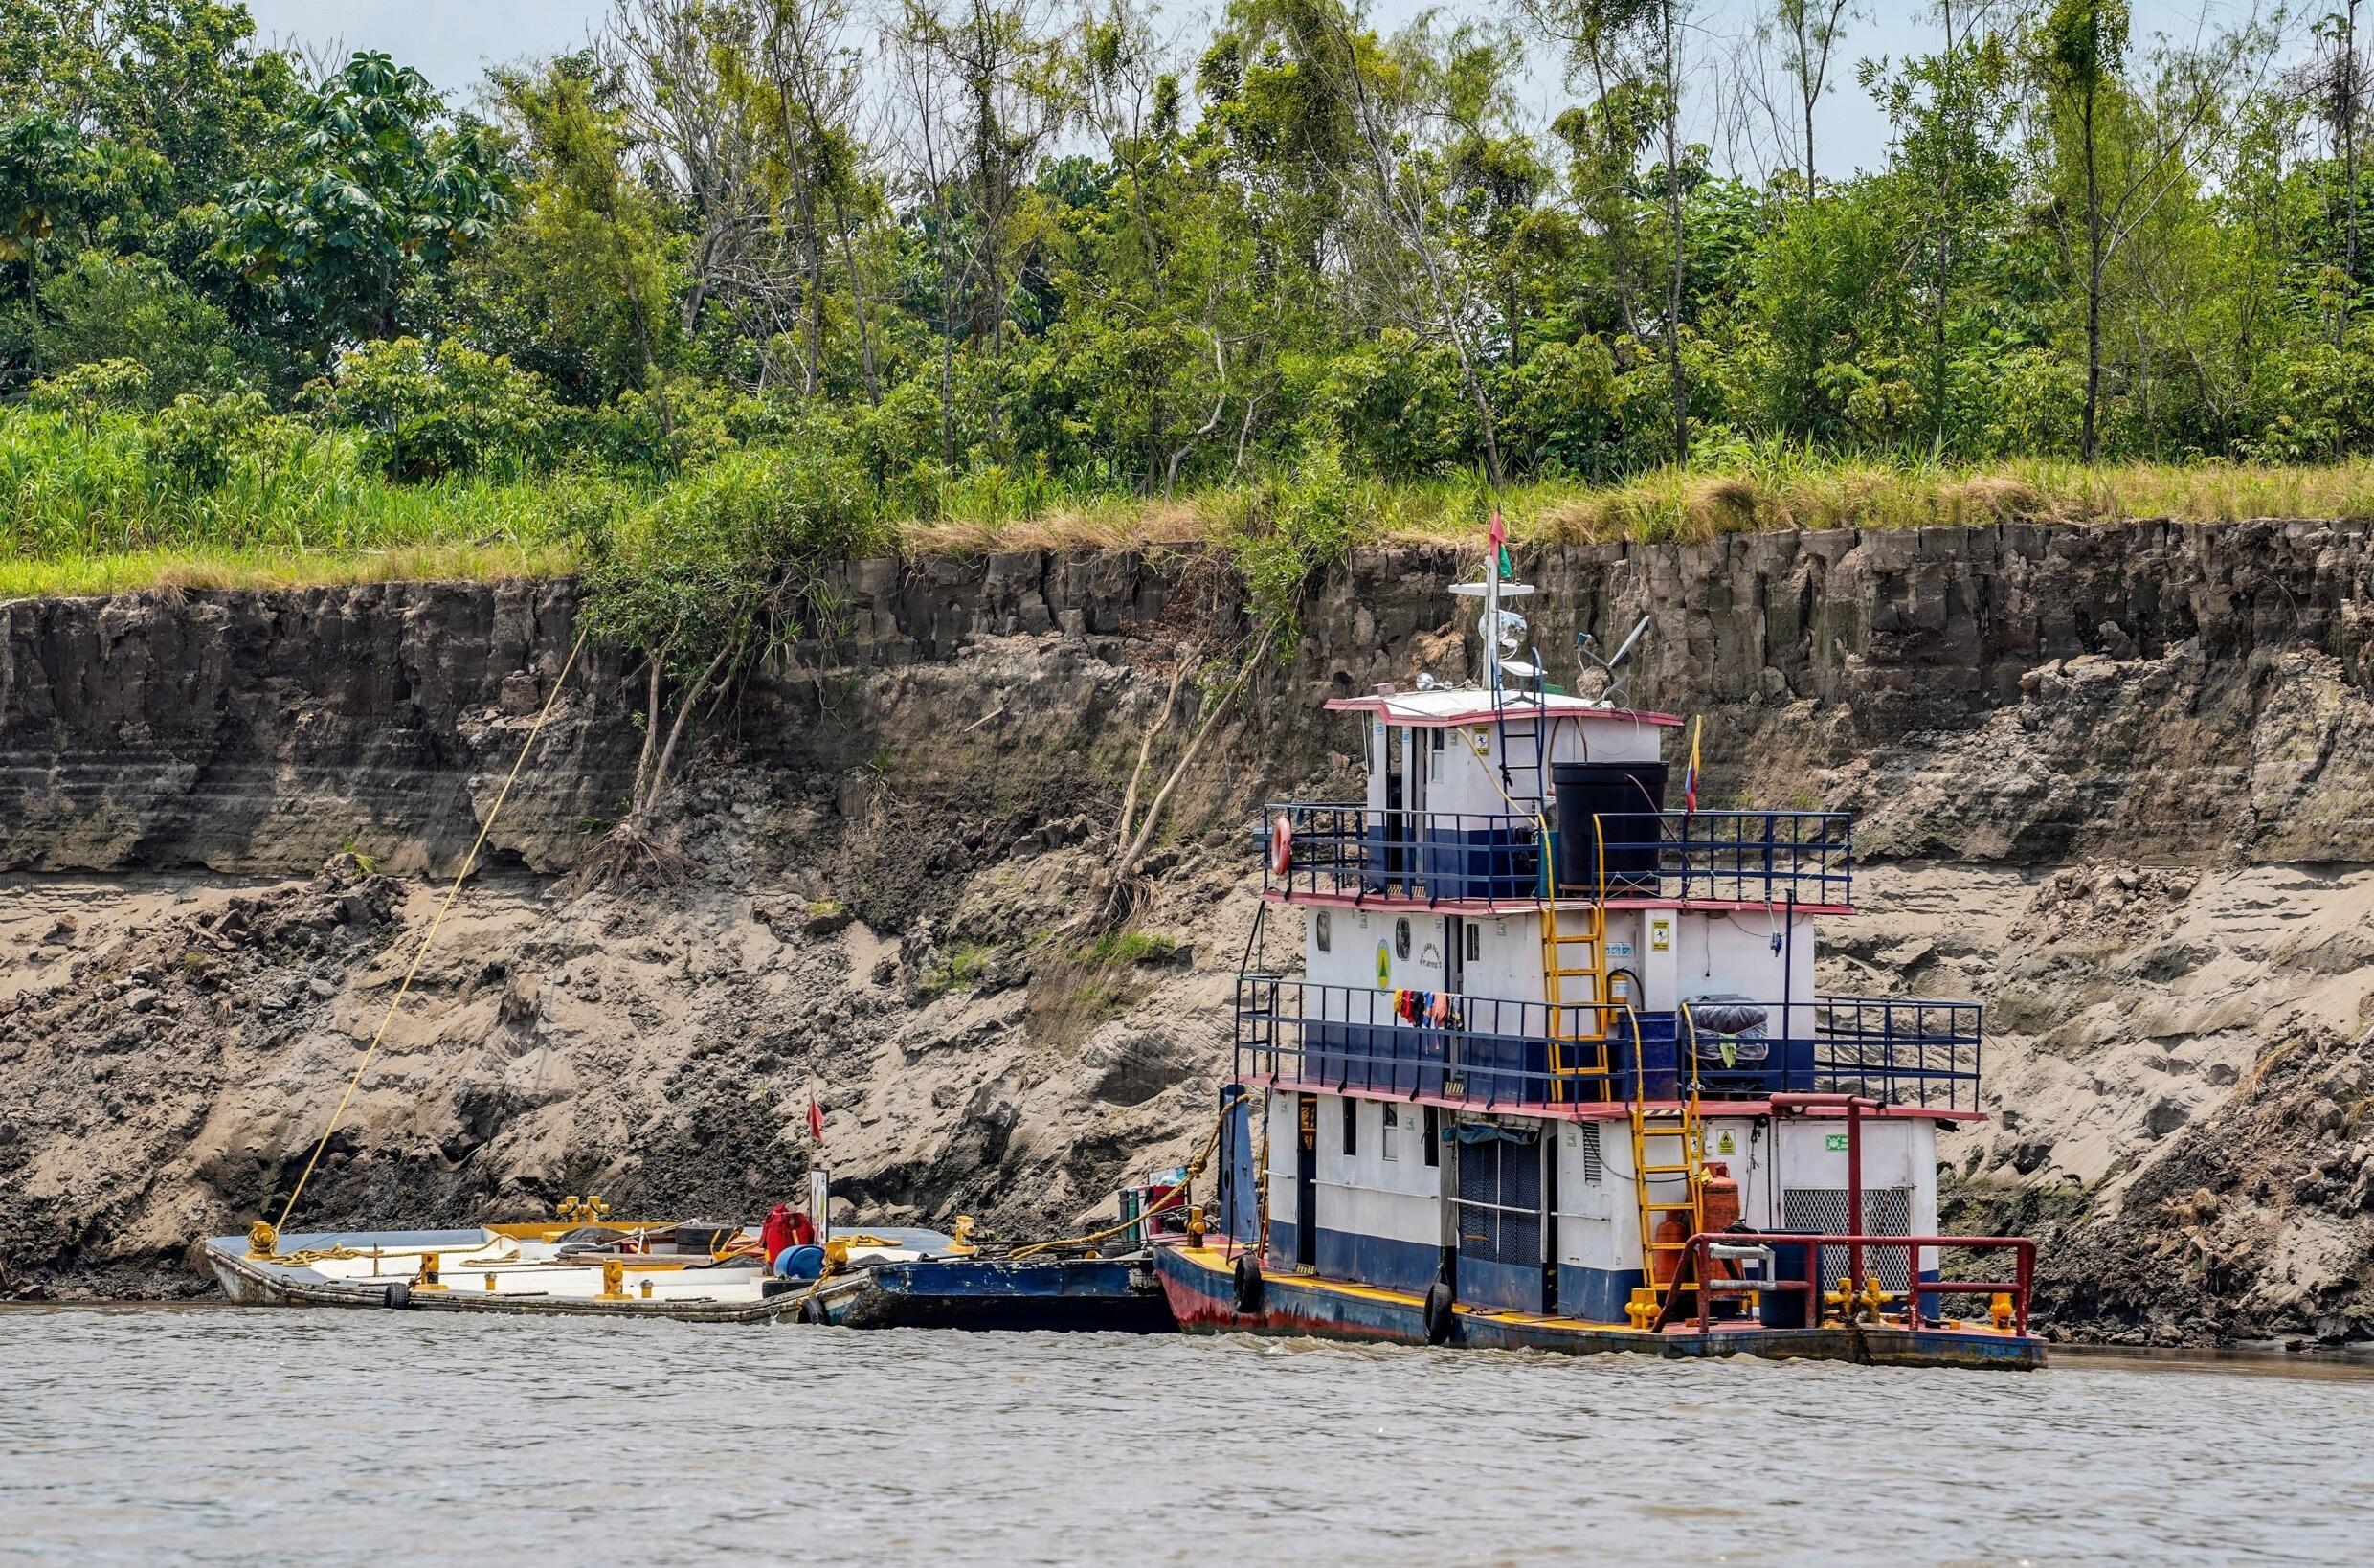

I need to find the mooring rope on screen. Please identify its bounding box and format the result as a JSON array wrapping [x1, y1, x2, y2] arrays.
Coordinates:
[[263, 628, 590, 1247]]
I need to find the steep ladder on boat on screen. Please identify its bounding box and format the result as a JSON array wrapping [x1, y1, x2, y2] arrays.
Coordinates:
[[1539, 826, 1611, 1102], [1628, 1003, 1708, 1311]]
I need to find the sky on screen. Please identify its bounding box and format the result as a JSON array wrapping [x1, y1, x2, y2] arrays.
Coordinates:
[[243, 0, 2286, 179]]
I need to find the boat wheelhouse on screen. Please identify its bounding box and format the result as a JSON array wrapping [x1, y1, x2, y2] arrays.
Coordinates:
[[1156, 552, 2041, 1369]]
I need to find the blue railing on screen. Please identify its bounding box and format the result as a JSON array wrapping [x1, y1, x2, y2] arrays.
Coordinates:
[[1581, 810, 1854, 905], [1232, 979, 1982, 1112], [1259, 803, 1542, 902], [1258, 803, 1854, 907]]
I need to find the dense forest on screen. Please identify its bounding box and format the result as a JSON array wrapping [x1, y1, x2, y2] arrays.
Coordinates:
[[1, 0, 2371, 594]]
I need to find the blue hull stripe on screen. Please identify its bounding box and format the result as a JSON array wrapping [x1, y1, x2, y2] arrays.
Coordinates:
[[1457, 1254, 1542, 1313], [1558, 1264, 1644, 1322], [1314, 1227, 1438, 1295]]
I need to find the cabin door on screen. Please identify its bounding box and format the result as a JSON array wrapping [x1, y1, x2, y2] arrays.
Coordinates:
[[1295, 1093, 1319, 1271], [1383, 726, 1407, 891]]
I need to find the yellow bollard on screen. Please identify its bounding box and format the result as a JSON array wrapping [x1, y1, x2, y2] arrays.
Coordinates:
[[1625, 1288, 1660, 1331], [599, 1258, 628, 1300], [1990, 1292, 2014, 1332]]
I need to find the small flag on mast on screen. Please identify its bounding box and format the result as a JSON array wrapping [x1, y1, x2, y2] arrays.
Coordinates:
[[1683, 716, 1702, 814], [806, 1095, 826, 1144], [1488, 508, 1512, 581]]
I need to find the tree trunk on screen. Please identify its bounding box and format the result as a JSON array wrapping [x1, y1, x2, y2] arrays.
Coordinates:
[[633, 642, 733, 826], [2081, 84, 2103, 464], [836, 205, 882, 405], [1664, 0, 1688, 468]]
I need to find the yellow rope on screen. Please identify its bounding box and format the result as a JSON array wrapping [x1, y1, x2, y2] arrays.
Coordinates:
[[1009, 1101, 1230, 1260], [267, 629, 590, 1244]]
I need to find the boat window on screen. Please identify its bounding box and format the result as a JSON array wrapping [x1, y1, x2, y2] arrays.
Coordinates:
[[1381, 1104, 1400, 1160], [1395, 917, 1411, 961], [1422, 1106, 1440, 1168], [1428, 727, 1445, 781], [1315, 910, 1332, 952], [1342, 1096, 1358, 1157], [1466, 922, 1481, 963]]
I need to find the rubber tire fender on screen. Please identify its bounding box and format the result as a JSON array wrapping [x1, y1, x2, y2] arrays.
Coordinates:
[[799, 1292, 830, 1325], [1422, 1282, 1455, 1345], [382, 1281, 412, 1310], [1231, 1253, 1265, 1316]]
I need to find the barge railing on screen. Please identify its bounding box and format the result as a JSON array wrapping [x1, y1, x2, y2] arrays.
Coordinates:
[[1681, 1231, 2035, 1337], [1233, 977, 1985, 1111]]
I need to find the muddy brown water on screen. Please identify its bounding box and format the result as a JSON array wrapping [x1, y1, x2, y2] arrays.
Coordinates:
[[3, 1307, 2369, 1564]]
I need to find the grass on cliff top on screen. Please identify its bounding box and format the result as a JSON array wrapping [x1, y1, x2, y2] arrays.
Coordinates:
[[8, 399, 2374, 599]]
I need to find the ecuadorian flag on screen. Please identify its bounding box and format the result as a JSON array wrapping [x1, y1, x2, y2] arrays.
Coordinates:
[[1683, 716, 1702, 813]]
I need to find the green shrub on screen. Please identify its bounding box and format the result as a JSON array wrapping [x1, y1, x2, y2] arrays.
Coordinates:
[[26, 358, 153, 419], [149, 390, 280, 488], [35, 252, 244, 407], [311, 336, 559, 480], [1230, 440, 1375, 653]]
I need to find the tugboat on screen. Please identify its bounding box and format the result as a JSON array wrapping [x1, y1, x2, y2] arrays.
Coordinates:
[[1154, 536, 2044, 1369]]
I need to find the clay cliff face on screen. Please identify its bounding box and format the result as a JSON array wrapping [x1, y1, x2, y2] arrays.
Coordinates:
[[2, 520, 2371, 1342]]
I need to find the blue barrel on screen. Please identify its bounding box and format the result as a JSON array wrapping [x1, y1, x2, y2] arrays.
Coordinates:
[[1621, 1010, 1680, 1100], [1758, 1232, 1818, 1329]]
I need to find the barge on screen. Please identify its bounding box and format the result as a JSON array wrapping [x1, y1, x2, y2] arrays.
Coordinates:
[[1159, 536, 2044, 1369]]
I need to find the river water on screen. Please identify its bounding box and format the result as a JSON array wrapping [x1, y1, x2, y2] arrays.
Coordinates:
[[3, 1308, 2369, 1564]]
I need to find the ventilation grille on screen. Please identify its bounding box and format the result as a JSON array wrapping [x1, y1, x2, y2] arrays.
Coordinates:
[[1457, 1137, 1541, 1266], [1579, 1123, 1603, 1185], [1781, 1188, 1913, 1293]]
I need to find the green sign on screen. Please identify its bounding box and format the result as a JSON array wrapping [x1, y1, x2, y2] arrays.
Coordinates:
[[1825, 1132, 1849, 1153]]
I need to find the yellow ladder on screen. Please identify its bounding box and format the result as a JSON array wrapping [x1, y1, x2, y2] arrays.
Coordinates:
[[1627, 1003, 1707, 1310], [1538, 814, 1611, 1102]]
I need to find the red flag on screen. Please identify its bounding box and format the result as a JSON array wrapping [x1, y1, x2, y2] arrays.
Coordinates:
[[1488, 508, 1507, 548], [806, 1096, 825, 1144]]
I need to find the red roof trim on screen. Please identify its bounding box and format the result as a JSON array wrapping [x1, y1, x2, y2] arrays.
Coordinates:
[[1264, 888, 1855, 918], [1243, 1074, 1984, 1123], [1322, 696, 1685, 728]]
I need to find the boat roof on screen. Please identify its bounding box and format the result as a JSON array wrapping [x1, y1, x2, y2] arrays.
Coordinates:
[[1324, 688, 1683, 729]]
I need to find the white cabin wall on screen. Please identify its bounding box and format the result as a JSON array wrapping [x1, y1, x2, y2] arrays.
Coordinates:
[[1315, 1094, 1443, 1291], [1461, 912, 1544, 1005], [1266, 1093, 1299, 1230], [1673, 910, 1817, 1025]]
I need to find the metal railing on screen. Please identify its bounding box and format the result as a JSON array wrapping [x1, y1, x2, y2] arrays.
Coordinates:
[[1234, 979, 1984, 1112], [1579, 810, 1853, 905], [1681, 1231, 2034, 1337], [1808, 996, 1984, 1112], [1257, 803, 1854, 907], [1258, 802, 1543, 903]]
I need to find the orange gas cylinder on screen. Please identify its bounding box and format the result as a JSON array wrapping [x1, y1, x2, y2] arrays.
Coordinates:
[[1701, 1161, 1743, 1282], [1651, 1214, 1690, 1285], [1702, 1161, 1742, 1232]]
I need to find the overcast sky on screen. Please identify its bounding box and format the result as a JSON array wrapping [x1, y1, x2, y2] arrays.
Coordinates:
[[242, 0, 2283, 178]]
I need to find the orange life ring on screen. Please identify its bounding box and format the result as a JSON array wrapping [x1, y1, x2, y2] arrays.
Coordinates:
[[1269, 816, 1293, 876]]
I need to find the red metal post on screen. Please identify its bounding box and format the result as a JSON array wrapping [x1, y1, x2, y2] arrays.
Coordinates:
[[1846, 1095, 1864, 1308]]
